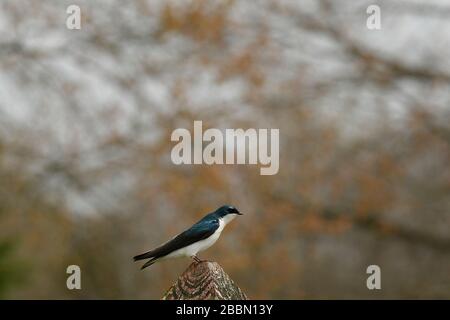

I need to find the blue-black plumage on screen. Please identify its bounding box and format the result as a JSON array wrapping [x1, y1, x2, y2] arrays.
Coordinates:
[[133, 205, 242, 269]]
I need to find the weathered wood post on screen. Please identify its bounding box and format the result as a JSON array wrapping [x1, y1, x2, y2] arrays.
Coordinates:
[[162, 261, 247, 300]]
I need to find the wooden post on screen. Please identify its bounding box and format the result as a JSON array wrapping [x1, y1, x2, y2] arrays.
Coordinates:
[[162, 261, 247, 300]]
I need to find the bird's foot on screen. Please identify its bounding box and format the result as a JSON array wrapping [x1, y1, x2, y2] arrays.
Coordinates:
[[192, 255, 204, 263]]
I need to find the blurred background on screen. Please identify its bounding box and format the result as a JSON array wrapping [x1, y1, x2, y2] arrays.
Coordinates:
[[0, 0, 449, 299]]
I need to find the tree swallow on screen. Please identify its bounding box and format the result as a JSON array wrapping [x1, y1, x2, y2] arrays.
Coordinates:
[[133, 205, 243, 269]]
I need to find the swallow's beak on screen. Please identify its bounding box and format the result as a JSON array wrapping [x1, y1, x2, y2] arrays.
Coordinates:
[[236, 211, 243, 215]]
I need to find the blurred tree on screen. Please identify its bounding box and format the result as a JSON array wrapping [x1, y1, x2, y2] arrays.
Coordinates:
[[0, 0, 449, 299]]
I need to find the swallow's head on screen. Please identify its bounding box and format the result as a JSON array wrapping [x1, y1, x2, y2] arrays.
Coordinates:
[[216, 205, 243, 218]]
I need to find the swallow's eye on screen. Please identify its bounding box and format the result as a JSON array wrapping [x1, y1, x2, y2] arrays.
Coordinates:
[[227, 207, 237, 213]]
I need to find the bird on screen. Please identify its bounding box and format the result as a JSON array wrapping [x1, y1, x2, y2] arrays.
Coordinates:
[[133, 205, 243, 269]]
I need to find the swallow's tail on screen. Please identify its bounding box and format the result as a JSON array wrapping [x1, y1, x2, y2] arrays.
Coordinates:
[[133, 250, 155, 261], [133, 251, 159, 269], [141, 257, 159, 270]]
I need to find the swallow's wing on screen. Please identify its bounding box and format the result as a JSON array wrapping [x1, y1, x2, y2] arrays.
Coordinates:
[[133, 217, 220, 265]]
